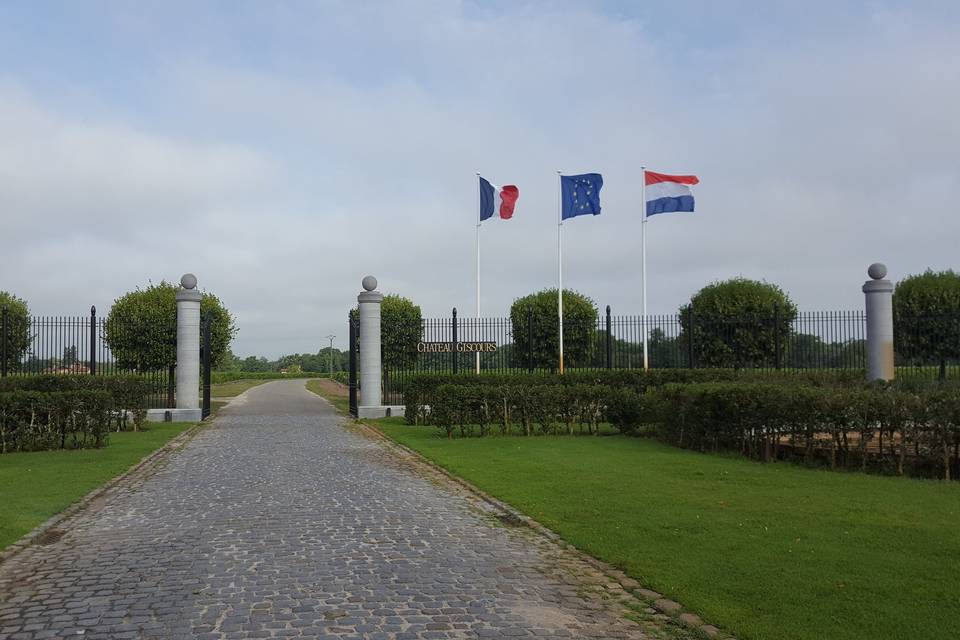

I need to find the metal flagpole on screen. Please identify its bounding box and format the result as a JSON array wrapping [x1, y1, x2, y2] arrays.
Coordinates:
[[475, 172, 481, 374], [557, 170, 564, 374], [641, 166, 649, 371]]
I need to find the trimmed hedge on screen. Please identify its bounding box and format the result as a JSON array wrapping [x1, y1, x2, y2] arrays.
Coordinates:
[[401, 371, 960, 479], [403, 369, 865, 424], [654, 382, 960, 478], [0, 390, 113, 453], [0, 376, 155, 452]]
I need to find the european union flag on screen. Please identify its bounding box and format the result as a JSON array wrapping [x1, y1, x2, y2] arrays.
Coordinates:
[[561, 173, 603, 220]]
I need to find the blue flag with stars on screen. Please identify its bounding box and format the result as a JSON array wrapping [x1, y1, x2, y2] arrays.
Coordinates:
[[561, 173, 603, 220]]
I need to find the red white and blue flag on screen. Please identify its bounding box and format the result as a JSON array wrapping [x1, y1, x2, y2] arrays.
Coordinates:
[[645, 171, 699, 216], [479, 176, 519, 221]]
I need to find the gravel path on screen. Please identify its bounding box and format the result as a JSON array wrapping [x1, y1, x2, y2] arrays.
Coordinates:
[[0, 380, 658, 639]]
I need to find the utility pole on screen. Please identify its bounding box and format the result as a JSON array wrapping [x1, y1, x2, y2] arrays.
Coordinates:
[[324, 334, 336, 376]]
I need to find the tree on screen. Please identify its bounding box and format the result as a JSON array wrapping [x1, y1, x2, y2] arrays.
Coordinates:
[[510, 289, 597, 371], [893, 270, 960, 378], [380, 294, 423, 375], [0, 291, 31, 372], [679, 278, 797, 368], [104, 282, 237, 370]]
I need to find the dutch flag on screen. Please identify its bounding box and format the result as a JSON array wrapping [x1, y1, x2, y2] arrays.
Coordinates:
[[479, 176, 519, 222], [645, 171, 700, 216]]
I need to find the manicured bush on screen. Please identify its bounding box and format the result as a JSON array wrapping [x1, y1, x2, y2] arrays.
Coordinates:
[[0, 390, 113, 453], [0, 375, 154, 436], [654, 382, 960, 479], [399, 370, 960, 479], [402, 368, 863, 425], [510, 289, 598, 370], [893, 269, 960, 378], [680, 278, 798, 368], [0, 291, 30, 373]]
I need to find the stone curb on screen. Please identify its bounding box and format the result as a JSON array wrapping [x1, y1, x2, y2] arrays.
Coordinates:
[[0, 421, 207, 568], [355, 419, 736, 640]]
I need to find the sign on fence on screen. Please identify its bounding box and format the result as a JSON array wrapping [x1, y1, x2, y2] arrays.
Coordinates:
[[417, 341, 498, 353]]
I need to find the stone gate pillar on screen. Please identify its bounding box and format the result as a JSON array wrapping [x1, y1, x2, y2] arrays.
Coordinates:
[[863, 263, 895, 381], [176, 273, 202, 420], [358, 275, 383, 409]]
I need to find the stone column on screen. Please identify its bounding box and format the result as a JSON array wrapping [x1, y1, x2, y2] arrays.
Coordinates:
[[176, 273, 202, 416], [358, 275, 383, 408], [863, 263, 895, 381]]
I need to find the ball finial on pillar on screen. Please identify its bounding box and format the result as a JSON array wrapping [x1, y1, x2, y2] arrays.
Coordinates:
[[180, 273, 198, 290], [867, 263, 887, 280], [362, 275, 378, 292]]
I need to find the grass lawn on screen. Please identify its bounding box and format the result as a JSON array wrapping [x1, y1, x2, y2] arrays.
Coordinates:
[[211, 378, 272, 397], [0, 422, 196, 550], [375, 419, 960, 640], [305, 378, 350, 415]]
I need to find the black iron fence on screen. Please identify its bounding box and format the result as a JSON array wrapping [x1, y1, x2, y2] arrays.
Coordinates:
[[354, 307, 960, 406], [1, 306, 176, 409]]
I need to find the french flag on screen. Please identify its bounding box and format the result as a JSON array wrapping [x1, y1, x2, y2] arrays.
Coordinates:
[[645, 171, 699, 216], [479, 176, 519, 221]]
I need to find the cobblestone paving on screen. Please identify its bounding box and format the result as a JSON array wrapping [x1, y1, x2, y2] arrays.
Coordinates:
[[0, 380, 660, 639]]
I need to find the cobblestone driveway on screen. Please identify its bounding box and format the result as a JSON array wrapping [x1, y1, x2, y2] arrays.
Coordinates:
[[0, 380, 658, 639]]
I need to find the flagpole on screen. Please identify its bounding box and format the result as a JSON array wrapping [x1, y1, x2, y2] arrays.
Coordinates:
[[475, 172, 481, 374], [641, 165, 649, 371], [557, 170, 564, 374]]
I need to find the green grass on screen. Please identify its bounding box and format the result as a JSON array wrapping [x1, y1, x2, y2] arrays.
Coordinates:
[[375, 420, 960, 640], [305, 379, 350, 415], [211, 378, 272, 397], [0, 422, 196, 550]]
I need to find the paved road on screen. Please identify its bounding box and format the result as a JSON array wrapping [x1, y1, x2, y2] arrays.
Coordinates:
[[0, 380, 653, 639]]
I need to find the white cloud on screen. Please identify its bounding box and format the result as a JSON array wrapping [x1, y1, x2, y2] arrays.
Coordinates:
[[1, 3, 958, 358]]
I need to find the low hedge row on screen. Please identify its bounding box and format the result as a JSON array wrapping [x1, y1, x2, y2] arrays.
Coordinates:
[[403, 369, 865, 423], [427, 383, 610, 438], [405, 372, 960, 479], [0, 376, 155, 451], [650, 382, 960, 478], [0, 390, 114, 453]]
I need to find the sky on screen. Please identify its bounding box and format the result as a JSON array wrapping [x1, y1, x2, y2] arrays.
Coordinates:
[[1, 0, 958, 358]]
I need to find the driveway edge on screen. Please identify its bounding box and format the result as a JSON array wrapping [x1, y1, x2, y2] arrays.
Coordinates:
[[357, 419, 735, 640], [0, 421, 206, 568]]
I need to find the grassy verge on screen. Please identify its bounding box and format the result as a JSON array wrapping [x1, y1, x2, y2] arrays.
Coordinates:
[[211, 378, 272, 397], [305, 379, 350, 414], [374, 420, 960, 640], [0, 422, 196, 550]]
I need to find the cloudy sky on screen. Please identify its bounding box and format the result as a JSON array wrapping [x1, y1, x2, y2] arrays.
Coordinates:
[[1, 1, 958, 358]]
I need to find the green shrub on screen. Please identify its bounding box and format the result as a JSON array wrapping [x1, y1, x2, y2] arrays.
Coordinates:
[[680, 278, 798, 368], [0, 389, 114, 453], [0, 375, 154, 437]]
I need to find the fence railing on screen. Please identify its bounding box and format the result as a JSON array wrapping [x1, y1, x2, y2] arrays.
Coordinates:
[[371, 308, 960, 404], [0, 306, 176, 409]]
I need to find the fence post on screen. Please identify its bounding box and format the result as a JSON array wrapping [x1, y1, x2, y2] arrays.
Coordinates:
[[863, 263, 895, 381], [175, 273, 202, 419], [89, 305, 97, 375], [605, 305, 612, 369], [451, 307, 459, 375], [201, 316, 212, 419], [687, 306, 696, 369], [357, 275, 383, 410], [774, 303, 782, 370], [527, 305, 534, 373], [1, 305, 7, 378]]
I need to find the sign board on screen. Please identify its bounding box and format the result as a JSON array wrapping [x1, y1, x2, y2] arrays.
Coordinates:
[[417, 341, 497, 353]]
